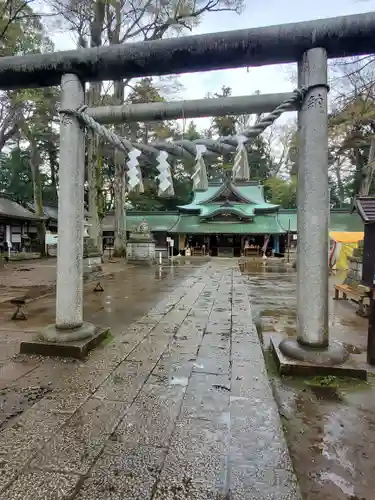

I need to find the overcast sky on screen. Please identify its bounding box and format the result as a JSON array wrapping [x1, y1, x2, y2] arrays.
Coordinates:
[[177, 0, 375, 99], [52, 0, 375, 130]]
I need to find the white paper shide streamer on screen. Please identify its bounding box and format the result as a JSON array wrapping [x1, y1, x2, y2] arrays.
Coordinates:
[[156, 150, 174, 197], [192, 144, 208, 191], [127, 148, 144, 193], [232, 135, 250, 181]]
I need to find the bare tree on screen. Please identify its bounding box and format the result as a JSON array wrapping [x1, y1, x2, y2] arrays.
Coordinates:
[[0, 0, 53, 152], [0, 0, 38, 50], [261, 121, 297, 177], [48, 0, 244, 256], [330, 56, 375, 197], [0, 93, 23, 151]]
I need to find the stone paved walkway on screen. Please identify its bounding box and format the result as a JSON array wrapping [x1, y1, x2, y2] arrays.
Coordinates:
[[0, 262, 300, 499]]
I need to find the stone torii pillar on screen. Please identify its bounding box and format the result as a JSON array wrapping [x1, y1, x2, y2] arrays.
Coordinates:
[[279, 48, 347, 365], [21, 74, 100, 357], [44, 74, 96, 341]]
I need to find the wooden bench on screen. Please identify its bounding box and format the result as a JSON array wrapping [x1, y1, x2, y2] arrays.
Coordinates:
[[334, 284, 369, 317], [10, 296, 27, 321]]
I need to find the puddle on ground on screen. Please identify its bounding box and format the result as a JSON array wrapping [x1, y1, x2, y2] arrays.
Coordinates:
[[0, 386, 52, 430], [261, 309, 297, 319], [239, 262, 293, 274], [319, 472, 355, 497], [169, 376, 189, 387], [308, 385, 344, 402], [155, 269, 169, 280], [246, 262, 374, 500], [218, 412, 230, 425]]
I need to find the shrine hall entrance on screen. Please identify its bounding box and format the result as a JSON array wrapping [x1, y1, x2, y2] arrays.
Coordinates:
[[185, 234, 275, 257], [209, 234, 242, 257], [208, 234, 274, 257]]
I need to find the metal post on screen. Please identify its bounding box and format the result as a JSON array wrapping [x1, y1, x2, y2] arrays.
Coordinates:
[[287, 219, 291, 263], [368, 294, 375, 365], [279, 48, 347, 365], [41, 74, 96, 342]]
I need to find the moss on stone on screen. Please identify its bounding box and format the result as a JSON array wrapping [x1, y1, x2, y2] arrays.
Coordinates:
[[304, 375, 369, 391]]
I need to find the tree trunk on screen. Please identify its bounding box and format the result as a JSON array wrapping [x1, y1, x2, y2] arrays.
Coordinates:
[[360, 137, 375, 196], [113, 80, 126, 257], [87, 0, 105, 251], [335, 164, 345, 207], [30, 138, 46, 257], [47, 140, 58, 201], [113, 160, 126, 256], [87, 108, 102, 251]]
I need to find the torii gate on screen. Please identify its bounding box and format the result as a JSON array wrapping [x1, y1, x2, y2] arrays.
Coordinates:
[[1, 11, 374, 363]]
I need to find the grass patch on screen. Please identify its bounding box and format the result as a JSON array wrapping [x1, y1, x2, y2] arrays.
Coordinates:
[[306, 375, 338, 388], [304, 375, 369, 391], [100, 330, 114, 347]]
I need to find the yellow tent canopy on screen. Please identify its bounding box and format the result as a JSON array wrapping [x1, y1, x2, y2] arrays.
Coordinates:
[[329, 231, 364, 270], [329, 231, 364, 243]]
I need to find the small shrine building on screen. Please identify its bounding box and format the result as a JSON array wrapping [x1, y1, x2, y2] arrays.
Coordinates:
[[102, 177, 363, 257]]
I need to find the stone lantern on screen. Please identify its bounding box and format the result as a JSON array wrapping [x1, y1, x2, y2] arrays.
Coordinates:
[[126, 219, 155, 264]]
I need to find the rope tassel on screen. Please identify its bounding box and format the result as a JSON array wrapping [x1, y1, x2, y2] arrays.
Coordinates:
[[232, 135, 250, 181], [156, 150, 174, 197], [192, 144, 208, 191], [127, 148, 143, 193]]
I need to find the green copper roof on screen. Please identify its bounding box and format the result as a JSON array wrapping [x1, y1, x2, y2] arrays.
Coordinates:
[[233, 184, 268, 205], [276, 213, 296, 232], [178, 180, 278, 212], [101, 208, 363, 236], [170, 215, 285, 235], [185, 186, 222, 206], [126, 214, 179, 231], [330, 212, 364, 232], [200, 204, 255, 219], [102, 212, 179, 232], [277, 211, 364, 233]]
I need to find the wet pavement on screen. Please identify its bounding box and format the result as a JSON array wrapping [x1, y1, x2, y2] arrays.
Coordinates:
[[0, 259, 200, 341], [1, 258, 374, 499], [0, 260, 300, 500], [240, 261, 375, 500]]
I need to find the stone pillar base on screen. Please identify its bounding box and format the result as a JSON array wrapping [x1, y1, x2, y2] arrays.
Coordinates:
[[39, 321, 96, 342], [20, 323, 109, 359], [279, 338, 349, 366]]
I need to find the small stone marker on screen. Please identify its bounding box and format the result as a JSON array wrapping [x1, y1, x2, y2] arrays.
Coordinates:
[[10, 297, 27, 320], [93, 282, 104, 292]]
